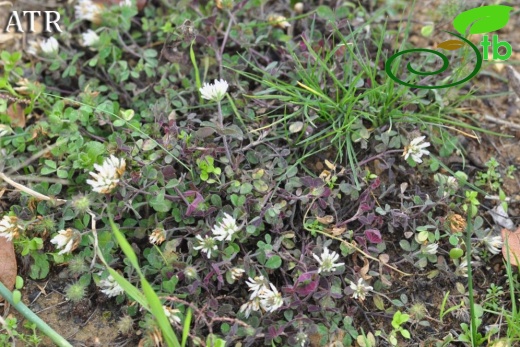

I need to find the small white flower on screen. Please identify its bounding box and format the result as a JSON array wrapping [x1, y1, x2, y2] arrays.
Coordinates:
[[199, 79, 229, 102], [246, 275, 269, 300], [259, 283, 283, 313], [0, 215, 22, 242], [86, 155, 126, 194], [239, 297, 261, 318], [230, 267, 245, 280], [403, 136, 431, 163], [163, 306, 181, 324], [211, 213, 240, 242], [99, 274, 124, 297], [50, 228, 78, 255], [81, 29, 100, 47], [193, 235, 218, 258], [75, 0, 103, 23], [312, 247, 344, 273], [149, 228, 166, 245], [0, 124, 13, 138], [119, 0, 132, 6], [40, 37, 59, 55], [482, 234, 503, 255], [456, 259, 469, 277], [421, 243, 439, 255], [350, 278, 373, 301]]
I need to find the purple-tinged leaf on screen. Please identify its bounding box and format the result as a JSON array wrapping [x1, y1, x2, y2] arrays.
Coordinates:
[[295, 279, 319, 296], [365, 229, 382, 243]]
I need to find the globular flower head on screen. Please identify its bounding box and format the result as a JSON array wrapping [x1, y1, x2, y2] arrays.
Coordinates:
[[267, 14, 291, 29], [259, 283, 284, 313], [0, 215, 22, 241], [246, 275, 270, 300], [312, 246, 344, 273], [403, 136, 430, 163], [230, 267, 246, 280], [199, 79, 229, 102], [421, 242, 439, 255], [81, 29, 100, 48], [149, 228, 166, 245], [75, 0, 104, 23], [86, 155, 126, 194], [50, 228, 80, 255], [350, 278, 373, 301], [193, 234, 218, 258], [163, 306, 181, 325], [482, 234, 503, 255], [40, 37, 59, 56], [98, 274, 124, 297], [211, 213, 240, 242]]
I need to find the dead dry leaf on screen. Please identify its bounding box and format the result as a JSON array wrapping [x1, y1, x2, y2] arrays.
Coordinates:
[[0, 237, 17, 302], [7, 103, 25, 128], [437, 39, 465, 50], [501, 227, 520, 266]]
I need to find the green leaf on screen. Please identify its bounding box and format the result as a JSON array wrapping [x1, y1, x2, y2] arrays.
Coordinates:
[[452, 5, 513, 35], [449, 248, 464, 259], [12, 289, 21, 304], [265, 255, 282, 269]]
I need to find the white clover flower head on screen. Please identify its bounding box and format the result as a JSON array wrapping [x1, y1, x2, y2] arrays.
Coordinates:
[[350, 278, 373, 301], [75, 0, 103, 23], [0, 124, 13, 138], [86, 155, 126, 194], [246, 275, 270, 300], [403, 135, 431, 163], [312, 246, 345, 273], [230, 267, 246, 280], [259, 283, 284, 313], [199, 79, 229, 102], [0, 215, 22, 242], [81, 29, 100, 47], [149, 228, 166, 245], [212, 213, 240, 242], [239, 297, 261, 318], [99, 274, 124, 297], [482, 234, 503, 255], [193, 234, 218, 258], [267, 14, 291, 29], [456, 259, 468, 277], [163, 306, 181, 325], [40, 37, 59, 55], [50, 228, 79, 255], [421, 243, 439, 255]]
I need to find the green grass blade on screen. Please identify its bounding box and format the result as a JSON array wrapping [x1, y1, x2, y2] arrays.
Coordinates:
[[181, 308, 192, 347], [141, 278, 181, 347], [105, 267, 149, 311]]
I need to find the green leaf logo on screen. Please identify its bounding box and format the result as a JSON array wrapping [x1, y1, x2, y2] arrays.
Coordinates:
[[453, 5, 513, 35]]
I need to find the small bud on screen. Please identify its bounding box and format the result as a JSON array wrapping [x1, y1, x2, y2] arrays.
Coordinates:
[[72, 194, 91, 215], [294, 2, 304, 14], [65, 282, 87, 303]]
